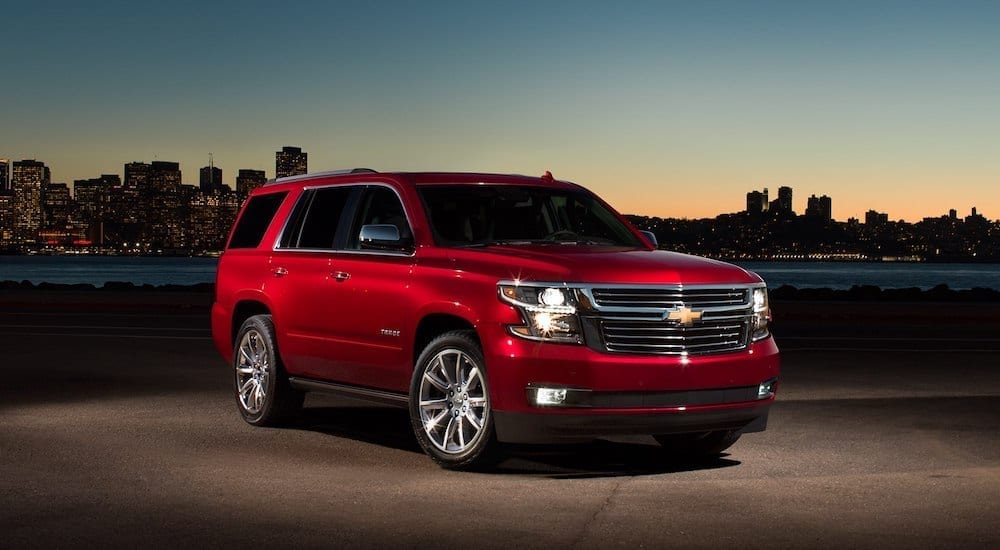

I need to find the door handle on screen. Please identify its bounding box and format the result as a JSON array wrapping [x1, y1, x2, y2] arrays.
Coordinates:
[[272, 266, 288, 277], [331, 271, 351, 282]]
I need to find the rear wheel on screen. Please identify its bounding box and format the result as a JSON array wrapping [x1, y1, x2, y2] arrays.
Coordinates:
[[233, 314, 303, 426], [654, 430, 741, 460], [409, 331, 501, 469]]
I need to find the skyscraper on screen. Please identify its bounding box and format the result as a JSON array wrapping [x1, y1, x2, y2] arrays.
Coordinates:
[[865, 210, 888, 226], [805, 194, 832, 221], [276, 146, 307, 179], [42, 182, 72, 231], [12, 160, 50, 244], [124, 161, 151, 190], [200, 165, 223, 194], [149, 161, 181, 193], [148, 161, 184, 248], [0, 192, 12, 246], [0, 159, 9, 193], [75, 174, 119, 245], [774, 186, 793, 213], [236, 169, 267, 197], [745, 188, 769, 215]]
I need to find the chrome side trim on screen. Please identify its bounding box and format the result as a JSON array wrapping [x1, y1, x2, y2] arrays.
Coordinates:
[[271, 182, 417, 258], [287, 377, 408, 407]]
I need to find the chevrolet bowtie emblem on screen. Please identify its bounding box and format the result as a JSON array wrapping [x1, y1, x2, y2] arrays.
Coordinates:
[[667, 306, 703, 326]]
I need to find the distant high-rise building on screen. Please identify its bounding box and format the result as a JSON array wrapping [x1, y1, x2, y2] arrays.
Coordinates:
[[773, 186, 793, 213], [276, 146, 307, 179], [42, 182, 72, 230], [865, 209, 889, 226], [147, 161, 184, 248], [200, 166, 223, 194], [949, 209, 957, 220], [805, 194, 832, 221], [745, 188, 769, 215], [0, 192, 12, 246], [74, 174, 119, 245], [149, 161, 181, 193], [188, 190, 241, 251], [0, 159, 9, 193], [124, 162, 151, 190], [11, 159, 50, 244], [236, 169, 267, 197], [110, 162, 151, 243]]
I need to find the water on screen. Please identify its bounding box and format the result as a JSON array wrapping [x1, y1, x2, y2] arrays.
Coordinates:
[[0, 256, 997, 290], [0, 256, 218, 287], [735, 261, 1000, 291]]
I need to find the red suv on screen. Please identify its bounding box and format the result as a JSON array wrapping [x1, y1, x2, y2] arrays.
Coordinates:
[[211, 170, 779, 469]]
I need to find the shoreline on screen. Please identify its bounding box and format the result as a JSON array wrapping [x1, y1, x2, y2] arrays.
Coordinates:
[[2, 280, 998, 300], [2, 281, 999, 323]]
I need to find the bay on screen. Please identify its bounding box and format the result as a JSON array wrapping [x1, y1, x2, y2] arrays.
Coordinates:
[[0, 256, 998, 291], [0, 256, 218, 287], [734, 261, 1000, 291]]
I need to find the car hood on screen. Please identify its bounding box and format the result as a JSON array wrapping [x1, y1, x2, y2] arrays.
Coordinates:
[[442, 245, 762, 286]]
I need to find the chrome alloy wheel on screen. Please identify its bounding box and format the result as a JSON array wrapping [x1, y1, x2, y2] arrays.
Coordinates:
[[235, 328, 270, 415], [417, 348, 489, 454]]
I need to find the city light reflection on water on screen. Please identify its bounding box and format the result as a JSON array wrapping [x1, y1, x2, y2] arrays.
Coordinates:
[[0, 256, 218, 286], [735, 261, 1000, 291], [0, 256, 996, 290]]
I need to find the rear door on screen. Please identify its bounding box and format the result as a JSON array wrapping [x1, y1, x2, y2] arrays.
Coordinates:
[[267, 185, 359, 380]]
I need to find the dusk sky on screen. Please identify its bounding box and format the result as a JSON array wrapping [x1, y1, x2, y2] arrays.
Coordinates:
[[2, 0, 999, 222]]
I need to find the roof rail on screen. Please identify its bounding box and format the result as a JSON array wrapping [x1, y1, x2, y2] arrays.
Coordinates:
[[268, 168, 378, 185]]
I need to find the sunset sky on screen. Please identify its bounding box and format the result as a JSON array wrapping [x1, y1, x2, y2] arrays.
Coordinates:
[[2, 1, 998, 222]]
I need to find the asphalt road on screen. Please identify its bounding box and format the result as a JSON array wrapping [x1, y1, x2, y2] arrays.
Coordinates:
[[1, 300, 998, 548]]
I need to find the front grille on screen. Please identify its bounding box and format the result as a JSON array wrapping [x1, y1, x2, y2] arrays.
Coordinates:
[[600, 319, 749, 355], [590, 287, 748, 308], [583, 285, 754, 356]]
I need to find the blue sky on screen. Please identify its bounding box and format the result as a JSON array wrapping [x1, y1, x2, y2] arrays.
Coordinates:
[[3, 0, 999, 220]]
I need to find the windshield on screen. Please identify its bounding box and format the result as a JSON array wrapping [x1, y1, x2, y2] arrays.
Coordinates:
[[418, 185, 643, 248]]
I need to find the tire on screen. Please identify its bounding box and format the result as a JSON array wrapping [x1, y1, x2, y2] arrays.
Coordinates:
[[233, 314, 303, 426], [654, 430, 741, 460], [409, 331, 501, 469]]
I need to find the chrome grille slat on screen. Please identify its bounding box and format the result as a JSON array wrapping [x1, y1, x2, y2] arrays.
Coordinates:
[[591, 287, 748, 309], [586, 285, 754, 356]]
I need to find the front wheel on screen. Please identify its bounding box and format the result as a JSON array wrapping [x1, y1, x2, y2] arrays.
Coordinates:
[[409, 331, 501, 469], [654, 430, 741, 460]]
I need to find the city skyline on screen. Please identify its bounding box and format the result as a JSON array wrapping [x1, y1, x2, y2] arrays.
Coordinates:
[[2, 2, 999, 222], [0, 150, 993, 224], [0, 151, 996, 260]]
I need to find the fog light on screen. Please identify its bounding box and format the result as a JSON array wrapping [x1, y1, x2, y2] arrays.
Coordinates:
[[758, 379, 776, 399], [534, 387, 568, 406]]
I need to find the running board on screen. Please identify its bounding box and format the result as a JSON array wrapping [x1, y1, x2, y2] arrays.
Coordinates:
[[288, 377, 409, 408]]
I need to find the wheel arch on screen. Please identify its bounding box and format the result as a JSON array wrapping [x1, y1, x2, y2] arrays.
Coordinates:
[[412, 313, 480, 368], [231, 299, 272, 347]]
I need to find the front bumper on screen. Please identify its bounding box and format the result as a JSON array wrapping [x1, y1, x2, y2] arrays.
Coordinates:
[[483, 327, 780, 443], [494, 401, 771, 443]]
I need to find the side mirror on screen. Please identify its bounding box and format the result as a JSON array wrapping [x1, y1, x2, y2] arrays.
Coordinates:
[[639, 230, 658, 248], [359, 224, 411, 252]]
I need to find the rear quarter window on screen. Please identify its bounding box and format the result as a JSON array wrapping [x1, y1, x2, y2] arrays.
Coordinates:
[[227, 192, 288, 249]]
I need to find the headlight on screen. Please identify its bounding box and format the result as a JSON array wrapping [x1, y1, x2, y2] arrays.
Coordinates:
[[498, 283, 583, 343], [751, 286, 770, 341]]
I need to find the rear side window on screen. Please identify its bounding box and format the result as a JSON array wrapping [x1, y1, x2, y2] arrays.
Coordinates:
[[228, 192, 287, 249], [279, 186, 355, 249]]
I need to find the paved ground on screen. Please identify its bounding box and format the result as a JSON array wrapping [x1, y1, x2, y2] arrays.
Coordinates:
[[1, 298, 998, 548]]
